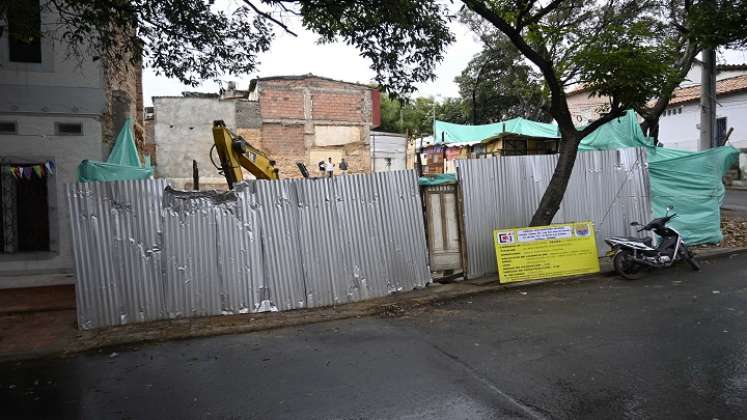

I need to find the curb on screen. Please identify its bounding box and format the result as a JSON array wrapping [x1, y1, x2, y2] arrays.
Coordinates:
[[3, 247, 746, 363]]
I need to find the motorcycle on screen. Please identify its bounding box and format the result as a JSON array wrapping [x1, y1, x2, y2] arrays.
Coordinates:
[[605, 207, 700, 280]]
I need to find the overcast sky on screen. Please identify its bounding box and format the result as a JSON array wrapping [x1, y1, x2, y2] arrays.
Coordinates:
[[142, 8, 747, 108], [142, 12, 482, 107]]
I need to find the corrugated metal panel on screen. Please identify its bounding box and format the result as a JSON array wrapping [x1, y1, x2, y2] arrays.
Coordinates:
[[160, 188, 265, 319], [66, 179, 168, 330], [457, 148, 650, 279], [67, 170, 431, 329], [253, 179, 308, 311]]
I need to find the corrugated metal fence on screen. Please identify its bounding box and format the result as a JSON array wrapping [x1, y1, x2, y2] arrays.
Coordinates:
[[67, 171, 430, 329], [457, 148, 650, 279]]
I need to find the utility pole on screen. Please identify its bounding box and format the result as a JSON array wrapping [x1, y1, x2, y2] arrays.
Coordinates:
[[699, 48, 717, 150]]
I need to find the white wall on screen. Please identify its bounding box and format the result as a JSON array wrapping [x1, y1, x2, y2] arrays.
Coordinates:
[[0, 6, 106, 115], [658, 93, 747, 151], [681, 63, 747, 87], [0, 5, 107, 285], [370, 132, 406, 171], [0, 116, 104, 282], [153, 97, 237, 188]]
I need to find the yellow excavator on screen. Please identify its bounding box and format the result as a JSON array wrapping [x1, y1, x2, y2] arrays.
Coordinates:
[[210, 120, 280, 189]]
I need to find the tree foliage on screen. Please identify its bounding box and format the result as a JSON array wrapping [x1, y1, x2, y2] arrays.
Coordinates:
[[379, 95, 468, 137], [455, 30, 549, 123], [4, 0, 745, 223], [0, 0, 454, 94]]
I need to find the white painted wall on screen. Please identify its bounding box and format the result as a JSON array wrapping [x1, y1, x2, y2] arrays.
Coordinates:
[[658, 93, 747, 151], [153, 97, 237, 188], [0, 5, 107, 285], [0, 116, 104, 282], [681, 63, 747, 87], [370, 132, 406, 171]]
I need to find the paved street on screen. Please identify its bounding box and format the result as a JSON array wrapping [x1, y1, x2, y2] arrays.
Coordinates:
[[2, 253, 747, 420]]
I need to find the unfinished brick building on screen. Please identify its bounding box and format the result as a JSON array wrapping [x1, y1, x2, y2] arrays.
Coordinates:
[[150, 74, 381, 188]]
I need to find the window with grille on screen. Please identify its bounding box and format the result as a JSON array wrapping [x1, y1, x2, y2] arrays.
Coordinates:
[[717, 117, 727, 145], [55, 123, 83, 136], [7, 0, 42, 63], [0, 122, 17, 134]]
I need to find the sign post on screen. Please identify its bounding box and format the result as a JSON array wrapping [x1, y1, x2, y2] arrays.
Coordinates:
[[494, 221, 600, 284]]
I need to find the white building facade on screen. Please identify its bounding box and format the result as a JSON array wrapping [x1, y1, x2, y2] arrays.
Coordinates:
[[658, 75, 747, 151], [0, 2, 142, 288]]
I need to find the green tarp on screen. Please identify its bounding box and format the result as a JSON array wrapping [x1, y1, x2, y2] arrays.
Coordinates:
[[579, 110, 655, 151], [433, 110, 650, 148], [419, 173, 457, 186], [646, 146, 739, 244], [78, 117, 153, 182], [434, 117, 559, 144], [434, 109, 737, 245]]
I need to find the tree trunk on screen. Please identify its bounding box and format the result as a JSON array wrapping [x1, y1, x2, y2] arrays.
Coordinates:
[[529, 132, 580, 226]]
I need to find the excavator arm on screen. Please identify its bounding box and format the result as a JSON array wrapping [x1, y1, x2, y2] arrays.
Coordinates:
[[211, 120, 279, 188]]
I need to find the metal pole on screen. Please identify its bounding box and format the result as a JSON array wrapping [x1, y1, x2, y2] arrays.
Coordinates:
[[699, 48, 717, 150], [192, 160, 199, 190]]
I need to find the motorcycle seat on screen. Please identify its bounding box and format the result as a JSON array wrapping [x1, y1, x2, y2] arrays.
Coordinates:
[[613, 236, 653, 246]]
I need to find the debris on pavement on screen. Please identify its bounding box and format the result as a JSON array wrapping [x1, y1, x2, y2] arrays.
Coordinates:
[[379, 304, 407, 318]]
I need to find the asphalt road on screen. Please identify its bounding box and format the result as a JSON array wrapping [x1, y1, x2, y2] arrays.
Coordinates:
[[723, 188, 747, 214], [2, 253, 747, 420]]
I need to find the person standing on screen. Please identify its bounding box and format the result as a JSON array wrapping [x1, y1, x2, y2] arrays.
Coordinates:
[[318, 161, 326, 177], [325, 157, 335, 178], [339, 158, 349, 175]]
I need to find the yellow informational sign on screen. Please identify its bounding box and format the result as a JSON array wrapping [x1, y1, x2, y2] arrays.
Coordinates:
[[494, 221, 600, 284]]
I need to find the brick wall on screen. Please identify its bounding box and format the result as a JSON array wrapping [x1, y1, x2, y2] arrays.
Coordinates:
[[260, 123, 305, 177], [235, 76, 378, 178], [311, 92, 364, 122], [259, 89, 304, 120]]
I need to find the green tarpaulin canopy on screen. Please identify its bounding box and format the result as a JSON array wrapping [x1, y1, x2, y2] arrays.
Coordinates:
[[434, 110, 654, 150], [434, 110, 737, 245], [434, 117, 559, 145], [78, 117, 153, 182]]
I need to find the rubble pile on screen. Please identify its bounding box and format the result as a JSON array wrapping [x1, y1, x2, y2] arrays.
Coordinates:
[[698, 215, 747, 249], [720, 216, 747, 248]]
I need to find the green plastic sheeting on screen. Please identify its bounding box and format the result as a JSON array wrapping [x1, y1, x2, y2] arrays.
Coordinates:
[[433, 117, 559, 144], [434, 109, 736, 245], [419, 173, 457, 186], [78, 117, 153, 182], [646, 146, 739, 245], [434, 110, 651, 151], [579, 110, 655, 151]]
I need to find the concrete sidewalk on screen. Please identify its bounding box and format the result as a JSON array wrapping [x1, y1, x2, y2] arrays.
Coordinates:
[[0, 247, 744, 363]]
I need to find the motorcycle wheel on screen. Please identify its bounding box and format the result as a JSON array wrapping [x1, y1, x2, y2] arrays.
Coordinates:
[[682, 249, 701, 271], [613, 250, 643, 280]]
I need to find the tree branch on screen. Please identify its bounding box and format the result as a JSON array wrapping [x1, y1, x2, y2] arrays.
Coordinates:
[[578, 107, 627, 139], [637, 36, 700, 134], [462, 0, 574, 131], [523, 0, 566, 27], [241, 0, 297, 36]]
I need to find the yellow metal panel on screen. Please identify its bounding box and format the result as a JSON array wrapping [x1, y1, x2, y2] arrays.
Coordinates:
[[493, 221, 600, 283]]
